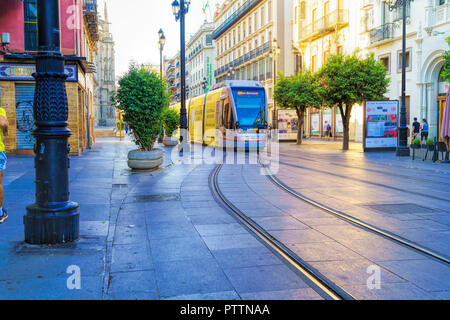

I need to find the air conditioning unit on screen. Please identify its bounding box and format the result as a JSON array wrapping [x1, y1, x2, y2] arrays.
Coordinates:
[[1, 33, 10, 45]]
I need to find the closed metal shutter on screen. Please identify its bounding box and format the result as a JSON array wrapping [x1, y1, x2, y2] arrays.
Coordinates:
[[15, 84, 35, 150]]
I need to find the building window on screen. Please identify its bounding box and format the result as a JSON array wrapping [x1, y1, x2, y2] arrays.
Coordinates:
[[311, 55, 317, 73], [300, 1, 306, 20], [379, 54, 391, 74], [394, 1, 411, 20], [295, 54, 302, 75], [261, 6, 265, 26], [268, 1, 272, 21], [323, 51, 330, 64], [24, 0, 38, 51], [397, 48, 412, 72]]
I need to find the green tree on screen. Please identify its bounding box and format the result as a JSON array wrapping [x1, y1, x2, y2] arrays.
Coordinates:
[[274, 71, 320, 144], [112, 65, 170, 151], [161, 107, 180, 137], [441, 37, 450, 83], [317, 53, 390, 150]]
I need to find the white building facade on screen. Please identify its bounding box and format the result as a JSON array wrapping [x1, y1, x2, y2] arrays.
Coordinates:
[[187, 21, 216, 98], [213, 0, 295, 127], [293, 0, 449, 142], [360, 0, 450, 141]]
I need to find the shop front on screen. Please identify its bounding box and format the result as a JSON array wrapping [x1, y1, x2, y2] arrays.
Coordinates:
[[0, 58, 94, 155], [306, 107, 345, 140]]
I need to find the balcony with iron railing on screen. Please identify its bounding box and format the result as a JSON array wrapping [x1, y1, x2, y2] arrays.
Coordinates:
[[83, 0, 99, 41], [212, 0, 264, 40], [300, 9, 349, 42], [83, 0, 97, 17], [369, 23, 394, 45], [214, 42, 272, 77]]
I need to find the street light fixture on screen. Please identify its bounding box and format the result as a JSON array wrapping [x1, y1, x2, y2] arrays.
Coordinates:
[[385, 0, 413, 157], [272, 38, 281, 130], [227, 66, 235, 80], [158, 29, 166, 80], [24, 0, 79, 244], [202, 77, 208, 93], [171, 0, 191, 143]]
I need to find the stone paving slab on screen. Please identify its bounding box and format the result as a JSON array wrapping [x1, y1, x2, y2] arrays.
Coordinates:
[[222, 161, 450, 300]]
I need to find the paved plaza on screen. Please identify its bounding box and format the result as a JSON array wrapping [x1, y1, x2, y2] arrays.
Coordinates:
[[0, 138, 450, 300]]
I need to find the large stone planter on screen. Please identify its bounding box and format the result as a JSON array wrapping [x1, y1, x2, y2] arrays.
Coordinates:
[[128, 149, 163, 170], [163, 136, 178, 147]]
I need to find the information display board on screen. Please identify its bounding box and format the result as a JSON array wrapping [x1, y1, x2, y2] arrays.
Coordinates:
[[364, 100, 399, 151], [277, 109, 299, 141]]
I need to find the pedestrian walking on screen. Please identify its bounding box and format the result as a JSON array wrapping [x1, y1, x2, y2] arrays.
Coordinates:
[[125, 122, 129, 135], [0, 106, 9, 224], [412, 117, 421, 144], [421, 119, 429, 143], [324, 121, 332, 141]]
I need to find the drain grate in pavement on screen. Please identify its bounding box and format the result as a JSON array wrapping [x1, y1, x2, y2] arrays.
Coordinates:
[[365, 203, 439, 214], [133, 194, 180, 203]]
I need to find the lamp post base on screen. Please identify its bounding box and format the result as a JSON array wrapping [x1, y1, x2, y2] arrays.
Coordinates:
[[24, 202, 79, 245], [396, 146, 410, 157]]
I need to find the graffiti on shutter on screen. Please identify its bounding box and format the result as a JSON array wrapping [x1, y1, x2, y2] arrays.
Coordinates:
[[15, 84, 35, 150]]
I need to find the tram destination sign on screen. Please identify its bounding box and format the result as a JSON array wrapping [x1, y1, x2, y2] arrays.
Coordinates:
[[0, 63, 78, 82]]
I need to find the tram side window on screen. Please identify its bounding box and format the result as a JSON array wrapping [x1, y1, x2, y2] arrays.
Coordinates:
[[223, 102, 229, 129], [223, 102, 235, 129]]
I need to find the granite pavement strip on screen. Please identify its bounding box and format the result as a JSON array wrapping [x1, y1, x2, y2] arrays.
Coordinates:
[[0, 138, 322, 300], [217, 158, 450, 300]]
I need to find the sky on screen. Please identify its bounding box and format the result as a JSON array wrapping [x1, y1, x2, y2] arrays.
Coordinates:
[[102, 0, 219, 77]]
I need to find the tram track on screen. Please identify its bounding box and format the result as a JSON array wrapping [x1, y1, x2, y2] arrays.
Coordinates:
[[260, 163, 450, 266], [210, 163, 356, 301]]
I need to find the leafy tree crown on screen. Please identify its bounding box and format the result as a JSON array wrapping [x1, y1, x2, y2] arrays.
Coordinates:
[[112, 65, 170, 151], [274, 71, 320, 112], [161, 107, 180, 138], [317, 52, 390, 109]]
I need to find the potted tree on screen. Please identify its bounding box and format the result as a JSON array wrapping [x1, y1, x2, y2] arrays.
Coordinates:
[[161, 108, 180, 147], [112, 65, 170, 170]]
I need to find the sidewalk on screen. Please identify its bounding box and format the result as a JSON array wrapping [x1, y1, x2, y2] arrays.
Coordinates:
[[282, 139, 450, 175], [0, 137, 321, 300]]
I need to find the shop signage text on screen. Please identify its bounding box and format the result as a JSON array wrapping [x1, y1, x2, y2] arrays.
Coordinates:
[[0, 64, 78, 82]]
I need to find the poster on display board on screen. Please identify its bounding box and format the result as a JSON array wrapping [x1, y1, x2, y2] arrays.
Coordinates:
[[277, 109, 299, 141], [311, 113, 320, 136], [364, 100, 399, 151]]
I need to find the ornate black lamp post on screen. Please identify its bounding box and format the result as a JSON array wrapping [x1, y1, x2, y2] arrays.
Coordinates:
[[24, 0, 79, 244], [158, 29, 166, 80], [172, 0, 191, 140], [385, 0, 413, 157]]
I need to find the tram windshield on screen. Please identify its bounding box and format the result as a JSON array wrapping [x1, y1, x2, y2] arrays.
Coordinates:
[[231, 89, 266, 130]]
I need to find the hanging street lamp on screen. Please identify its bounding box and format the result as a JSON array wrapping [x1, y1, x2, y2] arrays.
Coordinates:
[[158, 29, 166, 80]]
